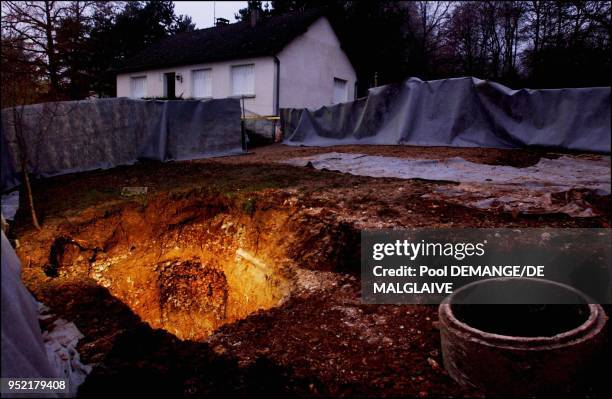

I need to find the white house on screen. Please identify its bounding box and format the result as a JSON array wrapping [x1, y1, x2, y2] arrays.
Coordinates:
[[115, 10, 357, 116]]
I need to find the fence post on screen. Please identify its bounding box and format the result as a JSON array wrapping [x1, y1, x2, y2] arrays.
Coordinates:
[[240, 96, 247, 151]]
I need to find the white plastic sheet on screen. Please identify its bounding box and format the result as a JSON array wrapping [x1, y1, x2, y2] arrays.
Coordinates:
[[1, 191, 19, 221], [40, 316, 92, 397], [1, 231, 91, 397], [282, 152, 611, 217], [1, 231, 58, 384]]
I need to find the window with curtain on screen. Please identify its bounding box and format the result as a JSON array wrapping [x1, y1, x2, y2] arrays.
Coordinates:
[[130, 76, 147, 98], [192, 69, 212, 98], [333, 78, 348, 104], [231, 64, 254, 96]]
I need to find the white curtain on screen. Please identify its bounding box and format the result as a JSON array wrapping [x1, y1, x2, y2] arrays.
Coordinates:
[[333, 78, 348, 104], [192, 69, 212, 98], [130, 76, 147, 98], [231, 64, 254, 96]]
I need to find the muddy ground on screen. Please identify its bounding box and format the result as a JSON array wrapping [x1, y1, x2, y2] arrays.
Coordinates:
[[8, 144, 612, 398]]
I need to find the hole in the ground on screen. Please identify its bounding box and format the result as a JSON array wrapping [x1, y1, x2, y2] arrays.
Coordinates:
[[43, 196, 298, 341], [84, 245, 289, 340], [36, 192, 362, 341], [156, 258, 230, 337]]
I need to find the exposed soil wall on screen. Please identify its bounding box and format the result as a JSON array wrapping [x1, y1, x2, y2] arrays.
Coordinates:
[[19, 190, 359, 340]]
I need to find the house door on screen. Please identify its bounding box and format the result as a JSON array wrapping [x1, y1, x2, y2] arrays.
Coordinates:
[[164, 72, 176, 99]]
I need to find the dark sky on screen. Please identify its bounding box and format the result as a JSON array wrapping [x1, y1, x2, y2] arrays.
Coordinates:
[[173, 1, 248, 28]]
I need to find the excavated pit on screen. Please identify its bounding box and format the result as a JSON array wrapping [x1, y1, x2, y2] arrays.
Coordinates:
[[35, 193, 316, 341]]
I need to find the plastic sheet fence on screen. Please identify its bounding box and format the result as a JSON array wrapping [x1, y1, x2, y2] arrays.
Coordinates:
[[281, 77, 611, 154], [1, 98, 242, 191]]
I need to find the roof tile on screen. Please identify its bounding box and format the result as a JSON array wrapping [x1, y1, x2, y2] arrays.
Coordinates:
[[117, 10, 323, 73]]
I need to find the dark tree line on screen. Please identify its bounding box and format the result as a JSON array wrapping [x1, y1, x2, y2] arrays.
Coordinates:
[[2, 1, 609, 106], [238, 1, 611, 93], [1, 1, 195, 105]]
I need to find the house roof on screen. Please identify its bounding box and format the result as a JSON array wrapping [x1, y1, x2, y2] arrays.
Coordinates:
[[116, 10, 325, 73]]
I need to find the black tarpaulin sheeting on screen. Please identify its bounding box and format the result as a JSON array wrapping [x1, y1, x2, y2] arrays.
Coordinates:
[[281, 77, 611, 154], [1, 98, 242, 191]]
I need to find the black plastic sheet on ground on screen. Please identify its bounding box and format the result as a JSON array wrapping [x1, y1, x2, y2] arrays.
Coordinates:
[[1, 98, 242, 191], [281, 77, 611, 154]]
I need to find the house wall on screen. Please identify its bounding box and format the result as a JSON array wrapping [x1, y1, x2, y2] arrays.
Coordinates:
[[277, 16, 356, 110], [116, 56, 276, 116], [116, 16, 357, 115]]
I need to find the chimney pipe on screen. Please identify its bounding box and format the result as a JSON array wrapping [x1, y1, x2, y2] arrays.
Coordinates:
[[250, 9, 260, 27]]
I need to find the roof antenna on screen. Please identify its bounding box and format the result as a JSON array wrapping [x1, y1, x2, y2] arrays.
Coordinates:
[[213, 1, 216, 26]]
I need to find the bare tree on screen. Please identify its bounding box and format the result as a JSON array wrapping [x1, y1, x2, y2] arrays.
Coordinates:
[[2, 36, 43, 228], [519, 1, 610, 86], [1, 1, 96, 96], [1, 1, 72, 96], [443, 2, 482, 75], [10, 106, 41, 229], [2, 32, 78, 229], [4, 96, 78, 230], [442, 1, 525, 81], [409, 1, 453, 75], [498, 1, 525, 77]]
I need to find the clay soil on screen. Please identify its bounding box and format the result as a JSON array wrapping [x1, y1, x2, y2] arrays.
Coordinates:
[[8, 144, 611, 398]]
